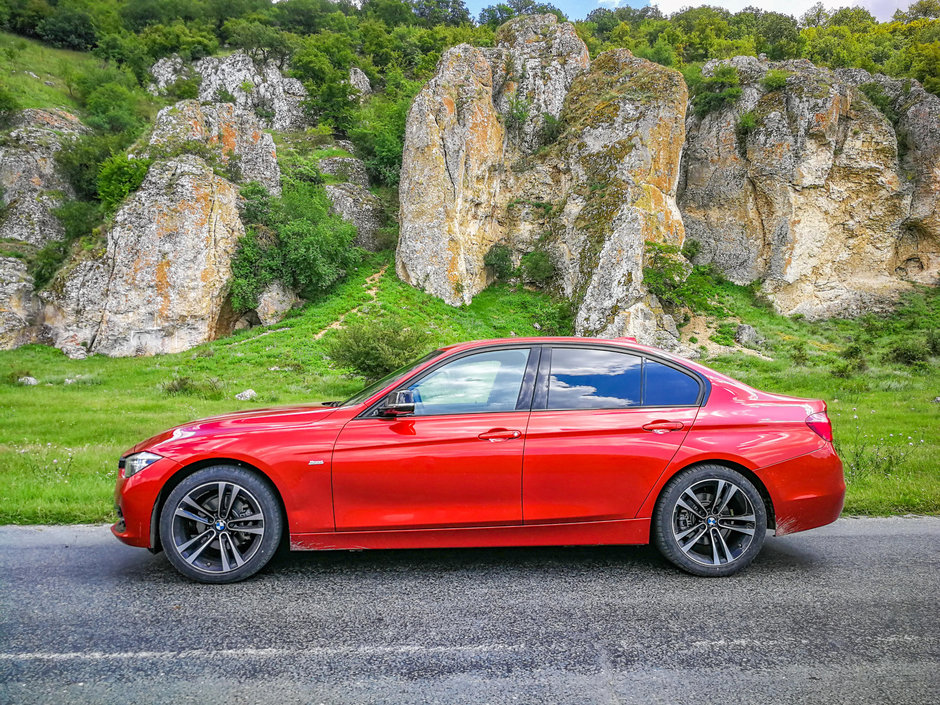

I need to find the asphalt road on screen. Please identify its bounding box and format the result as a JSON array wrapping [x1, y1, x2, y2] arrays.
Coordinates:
[[0, 518, 937, 705]]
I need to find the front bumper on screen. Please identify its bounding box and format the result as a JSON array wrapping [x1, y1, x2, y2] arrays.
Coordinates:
[[759, 444, 845, 536], [111, 455, 182, 549]]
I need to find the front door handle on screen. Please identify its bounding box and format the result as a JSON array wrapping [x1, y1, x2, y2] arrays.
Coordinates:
[[642, 420, 685, 434], [478, 428, 522, 441]]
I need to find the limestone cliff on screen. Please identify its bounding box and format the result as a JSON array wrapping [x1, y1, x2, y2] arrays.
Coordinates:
[[679, 56, 939, 319], [397, 15, 688, 346]]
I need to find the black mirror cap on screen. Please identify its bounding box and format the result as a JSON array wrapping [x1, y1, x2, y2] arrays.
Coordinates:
[[378, 389, 415, 417]]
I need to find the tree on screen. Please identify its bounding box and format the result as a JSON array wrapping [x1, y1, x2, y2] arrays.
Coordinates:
[[36, 6, 98, 50], [412, 0, 470, 27], [801, 3, 829, 28]]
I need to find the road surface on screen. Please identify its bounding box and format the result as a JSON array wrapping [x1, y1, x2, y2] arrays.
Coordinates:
[[0, 517, 937, 704]]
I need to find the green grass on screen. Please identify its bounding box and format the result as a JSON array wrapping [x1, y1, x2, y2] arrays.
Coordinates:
[[0, 32, 99, 111], [0, 254, 936, 523]]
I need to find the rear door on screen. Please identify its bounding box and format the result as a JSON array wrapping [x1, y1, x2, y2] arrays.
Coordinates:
[[522, 346, 702, 523]]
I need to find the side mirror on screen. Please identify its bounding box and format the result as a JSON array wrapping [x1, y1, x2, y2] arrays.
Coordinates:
[[377, 389, 415, 417]]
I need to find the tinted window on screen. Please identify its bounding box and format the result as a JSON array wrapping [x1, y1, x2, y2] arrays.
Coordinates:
[[548, 348, 642, 409], [408, 348, 531, 416], [643, 360, 700, 406]]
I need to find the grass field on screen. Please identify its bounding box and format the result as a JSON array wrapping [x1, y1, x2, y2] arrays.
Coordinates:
[[0, 32, 100, 111], [0, 254, 937, 524]]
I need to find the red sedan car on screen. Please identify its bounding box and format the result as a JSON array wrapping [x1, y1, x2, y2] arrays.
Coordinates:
[[113, 337, 845, 583]]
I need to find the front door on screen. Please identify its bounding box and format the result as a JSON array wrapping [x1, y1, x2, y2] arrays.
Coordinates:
[[332, 347, 536, 531]]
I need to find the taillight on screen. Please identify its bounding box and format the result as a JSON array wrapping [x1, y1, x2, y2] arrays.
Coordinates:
[[805, 412, 833, 442]]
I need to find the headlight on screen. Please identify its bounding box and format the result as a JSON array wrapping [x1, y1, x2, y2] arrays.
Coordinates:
[[123, 452, 163, 477]]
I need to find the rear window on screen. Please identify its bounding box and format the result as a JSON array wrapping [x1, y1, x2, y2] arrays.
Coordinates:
[[643, 360, 700, 406], [548, 348, 642, 409]]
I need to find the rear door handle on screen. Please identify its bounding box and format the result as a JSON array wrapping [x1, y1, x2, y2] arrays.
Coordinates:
[[642, 420, 685, 434], [478, 428, 522, 441]]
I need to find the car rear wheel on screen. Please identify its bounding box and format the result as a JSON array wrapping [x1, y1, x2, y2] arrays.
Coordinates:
[[159, 465, 282, 584], [652, 464, 767, 577]]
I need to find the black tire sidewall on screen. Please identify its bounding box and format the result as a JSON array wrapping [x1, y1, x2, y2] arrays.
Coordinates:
[[653, 464, 767, 577], [159, 465, 283, 584]]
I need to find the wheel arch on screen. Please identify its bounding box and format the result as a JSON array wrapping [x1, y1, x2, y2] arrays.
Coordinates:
[[649, 459, 776, 540], [149, 457, 289, 553]]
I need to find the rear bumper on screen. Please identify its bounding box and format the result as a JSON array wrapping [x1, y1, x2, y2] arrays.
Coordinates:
[[758, 444, 845, 536], [111, 456, 182, 549]]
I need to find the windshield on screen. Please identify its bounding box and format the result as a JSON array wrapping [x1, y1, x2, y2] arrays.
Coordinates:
[[340, 349, 443, 407]]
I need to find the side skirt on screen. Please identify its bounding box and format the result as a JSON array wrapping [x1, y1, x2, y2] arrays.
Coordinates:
[[290, 518, 651, 551]]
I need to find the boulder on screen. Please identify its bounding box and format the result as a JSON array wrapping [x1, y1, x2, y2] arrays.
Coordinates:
[[319, 156, 369, 188], [0, 256, 39, 349], [348, 67, 372, 102], [255, 281, 300, 326], [149, 100, 281, 194], [397, 16, 687, 347], [43, 156, 245, 356], [326, 183, 385, 251], [679, 57, 940, 319], [147, 54, 190, 95], [0, 109, 89, 247], [735, 324, 762, 348]]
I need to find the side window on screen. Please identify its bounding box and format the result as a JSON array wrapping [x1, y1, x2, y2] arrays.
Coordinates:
[[643, 360, 700, 406], [408, 348, 531, 416], [548, 348, 642, 409]]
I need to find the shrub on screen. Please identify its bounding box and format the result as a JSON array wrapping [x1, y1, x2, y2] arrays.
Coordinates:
[[859, 82, 899, 125], [214, 87, 237, 103], [84, 82, 144, 134], [53, 200, 102, 242], [761, 69, 789, 91], [643, 241, 692, 308], [168, 75, 201, 100], [97, 154, 151, 213], [36, 7, 97, 51], [520, 250, 555, 286], [538, 114, 564, 145], [327, 317, 430, 381], [710, 322, 736, 347], [691, 65, 742, 117], [885, 338, 930, 365], [0, 83, 20, 127], [790, 341, 809, 366], [506, 93, 530, 135], [484, 244, 514, 281], [681, 238, 701, 260], [736, 110, 758, 143], [160, 376, 225, 399], [56, 134, 131, 200]]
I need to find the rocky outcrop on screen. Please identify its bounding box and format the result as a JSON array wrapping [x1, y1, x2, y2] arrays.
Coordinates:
[[255, 281, 300, 326], [348, 67, 372, 102], [0, 109, 89, 247], [679, 57, 939, 319], [43, 156, 245, 356], [148, 53, 307, 130], [398, 15, 687, 346], [149, 100, 281, 194], [0, 256, 38, 348], [319, 156, 369, 188], [326, 183, 385, 251]]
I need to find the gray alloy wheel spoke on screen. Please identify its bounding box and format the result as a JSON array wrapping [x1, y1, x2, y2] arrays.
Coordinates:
[[176, 528, 214, 552], [229, 525, 264, 536], [710, 529, 721, 565], [677, 494, 706, 519], [225, 534, 246, 568], [180, 495, 213, 520], [714, 528, 735, 563], [719, 520, 756, 536], [183, 531, 215, 564], [679, 525, 708, 553], [175, 508, 211, 525], [712, 480, 727, 514], [675, 523, 705, 541], [223, 484, 241, 520], [715, 482, 738, 515], [219, 534, 231, 572], [229, 512, 263, 524]]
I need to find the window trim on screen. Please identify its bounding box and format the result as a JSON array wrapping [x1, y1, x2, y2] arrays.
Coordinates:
[[357, 343, 540, 419], [533, 343, 709, 412]]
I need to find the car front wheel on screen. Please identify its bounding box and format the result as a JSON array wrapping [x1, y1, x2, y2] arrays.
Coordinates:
[[652, 464, 767, 577], [159, 465, 282, 584]]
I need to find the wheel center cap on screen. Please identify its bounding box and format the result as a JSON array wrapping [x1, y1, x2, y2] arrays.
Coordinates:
[[706, 516, 717, 527], [215, 519, 226, 532]]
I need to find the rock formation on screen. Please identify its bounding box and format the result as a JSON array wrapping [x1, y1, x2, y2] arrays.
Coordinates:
[[0, 109, 89, 246], [149, 100, 281, 194], [0, 256, 38, 348], [348, 67, 372, 102], [149, 52, 307, 131], [679, 56, 939, 319], [319, 156, 370, 188], [325, 183, 385, 251], [43, 156, 245, 356], [397, 15, 687, 345]]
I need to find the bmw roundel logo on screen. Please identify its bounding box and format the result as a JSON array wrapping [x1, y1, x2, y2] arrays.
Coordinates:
[[215, 520, 226, 532], [707, 516, 717, 527]]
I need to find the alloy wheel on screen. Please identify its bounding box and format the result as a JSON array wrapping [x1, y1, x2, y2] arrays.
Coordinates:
[[671, 478, 757, 567]]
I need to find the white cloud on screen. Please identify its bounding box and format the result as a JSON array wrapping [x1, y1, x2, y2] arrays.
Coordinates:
[[625, 0, 917, 22]]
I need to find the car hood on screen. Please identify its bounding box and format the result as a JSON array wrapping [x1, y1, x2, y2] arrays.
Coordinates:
[[124, 404, 340, 457]]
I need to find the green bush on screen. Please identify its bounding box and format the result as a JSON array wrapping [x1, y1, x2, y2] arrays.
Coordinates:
[[643, 241, 692, 308], [736, 110, 758, 142], [483, 244, 514, 281], [0, 83, 20, 127], [520, 250, 555, 286], [538, 114, 564, 145], [859, 82, 900, 125], [710, 322, 737, 347], [214, 87, 237, 103], [790, 341, 810, 366], [885, 338, 930, 365], [761, 69, 790, 91], [681, 238, 701, 260], [691, 65, 742, 117], [160, 376, 225, 400], [97, 153, 151, 213], [53, 200, 102, 242], [84, 82, 144, 134], [326, 317, 430, 381], [168, 75, 201, 100]]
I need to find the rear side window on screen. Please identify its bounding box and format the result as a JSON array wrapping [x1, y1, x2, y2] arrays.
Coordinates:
[[643, 360, 700, 406], [548, 348, 642, 409]]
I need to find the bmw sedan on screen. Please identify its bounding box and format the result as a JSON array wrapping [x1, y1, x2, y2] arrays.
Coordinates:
[[113, 337, 845, 583]]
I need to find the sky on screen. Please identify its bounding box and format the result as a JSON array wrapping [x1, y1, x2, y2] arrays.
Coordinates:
[[462, 0, 918, 23]]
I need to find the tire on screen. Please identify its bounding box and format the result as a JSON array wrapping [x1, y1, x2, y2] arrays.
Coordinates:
[[652, 464, 767, 577], [159, 465, 283, 584]]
